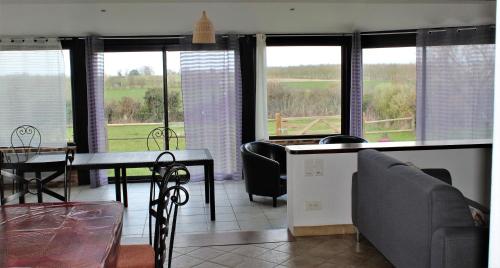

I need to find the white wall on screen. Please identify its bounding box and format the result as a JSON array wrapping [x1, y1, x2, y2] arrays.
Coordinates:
[[287, 148, 492, 230], [0, 2, 495, 36]]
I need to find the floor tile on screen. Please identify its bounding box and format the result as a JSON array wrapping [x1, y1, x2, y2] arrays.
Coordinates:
[[256, 249, 291, 264], [234, 258, 276, 268], [192, 262, 227, 268], [170, 255, 204, 268], [230, 244, 268, 257], [283, 255, 327, 268], [187, 247, 226, 260], [208, 221, 240, 232], [210, 252, 248, 267]]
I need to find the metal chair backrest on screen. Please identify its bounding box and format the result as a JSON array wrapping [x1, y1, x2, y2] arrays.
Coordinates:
[[10, 125, 42, 164], [147, 127, 179, 151], [319, 135, 368, 144], [149, 152, 190, 268]]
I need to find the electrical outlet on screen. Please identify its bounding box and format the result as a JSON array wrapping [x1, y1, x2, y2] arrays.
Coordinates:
[[305, 201, 322, 211], [313, 159, 324, 176]]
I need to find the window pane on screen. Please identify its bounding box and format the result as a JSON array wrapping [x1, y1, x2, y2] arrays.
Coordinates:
[[363, 47, 416, 142], [63, 50, 73, 143], [166, 51, 185, 149], [266, 46, 342, 136], [104, 52, 164, 176]]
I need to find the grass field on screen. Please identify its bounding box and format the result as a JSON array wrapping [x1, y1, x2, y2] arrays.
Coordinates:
[[105, 87, 148, 102]]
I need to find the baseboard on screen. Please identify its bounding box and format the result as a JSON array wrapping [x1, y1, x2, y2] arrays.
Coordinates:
[[291, 224, 356, 236]]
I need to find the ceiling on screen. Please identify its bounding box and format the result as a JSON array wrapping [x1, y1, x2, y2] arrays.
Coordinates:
[[0, 1, 495, 36]]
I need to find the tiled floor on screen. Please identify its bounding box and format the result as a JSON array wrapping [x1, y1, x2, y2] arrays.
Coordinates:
[[165, 234, 392, 268], [4, 180, 394, 267], [9, 180, 288, 236]]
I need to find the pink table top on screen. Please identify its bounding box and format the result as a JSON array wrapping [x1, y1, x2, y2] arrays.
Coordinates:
[[0, 201, 124, 268]]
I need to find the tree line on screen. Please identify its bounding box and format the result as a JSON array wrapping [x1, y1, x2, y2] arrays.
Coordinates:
[[103, 63, 416, 124]]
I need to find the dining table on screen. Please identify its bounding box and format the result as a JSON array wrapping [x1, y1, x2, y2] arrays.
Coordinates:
[[0, 201, 124, 267], [8, 149, 216, 221]]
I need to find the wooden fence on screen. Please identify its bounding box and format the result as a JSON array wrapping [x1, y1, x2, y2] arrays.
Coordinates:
[[364, 116, 415, 136], [271, 113, 414, 136]]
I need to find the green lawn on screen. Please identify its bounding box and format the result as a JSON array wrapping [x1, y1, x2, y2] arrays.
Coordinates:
[[104, 87, 149, 102]]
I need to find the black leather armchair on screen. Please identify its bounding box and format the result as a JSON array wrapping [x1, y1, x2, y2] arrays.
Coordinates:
[[240, 142, 286, 207], [319, 135, 368, 144]]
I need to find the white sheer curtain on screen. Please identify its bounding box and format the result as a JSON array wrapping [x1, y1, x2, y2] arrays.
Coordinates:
[[180, 35, 242, 181], [0, 37, 66, 147], [255, 33, 269, 140], [416, 26, 495, 141]]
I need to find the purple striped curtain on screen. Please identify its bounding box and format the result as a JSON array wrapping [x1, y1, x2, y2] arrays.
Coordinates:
[[350, 32, 364, 137], [180, 35, 242, 181], [85, 36, 108, 187]]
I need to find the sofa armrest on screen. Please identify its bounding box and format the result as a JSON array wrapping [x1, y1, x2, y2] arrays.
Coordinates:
[[431, 227, 489, 268]]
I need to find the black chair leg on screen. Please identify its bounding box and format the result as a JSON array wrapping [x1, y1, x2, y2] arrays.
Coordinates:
[[249, 194, 253, 202], [273, 197, 277, 207]]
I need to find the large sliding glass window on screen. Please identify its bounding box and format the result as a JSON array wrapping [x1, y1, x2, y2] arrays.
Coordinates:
[[104, 51, 164, 153], [266, 37, 349, 139], [166, 51, 185, 149], [362, 47, 416, 142]]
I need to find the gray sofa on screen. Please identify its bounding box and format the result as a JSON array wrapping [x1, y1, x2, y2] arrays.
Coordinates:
[[352, 149, 488, 268]]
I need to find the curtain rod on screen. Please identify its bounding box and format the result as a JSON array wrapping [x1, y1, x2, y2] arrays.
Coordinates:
[[263, 33, 351, 37], [59, 35, 232, 40], [12, 25, 497, 41]]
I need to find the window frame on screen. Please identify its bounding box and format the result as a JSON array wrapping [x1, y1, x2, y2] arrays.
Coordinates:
[[265, 35, 352, 140], [361, 32, 416, 49]]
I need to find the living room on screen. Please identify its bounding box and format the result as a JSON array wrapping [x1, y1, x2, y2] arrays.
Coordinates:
[[0, 0, 499, 267]]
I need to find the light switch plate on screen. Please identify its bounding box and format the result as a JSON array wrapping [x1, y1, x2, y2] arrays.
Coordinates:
[[304, 159, 314, 176]]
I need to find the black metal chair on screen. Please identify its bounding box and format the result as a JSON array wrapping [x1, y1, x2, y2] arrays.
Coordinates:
[[319, 135, 368, 144], [147, 127, 179, 151], [2, 125, 42, 204], [10, 125, 42, 164], [0, 151, 27, 205], [241, 141, 286, 207], [117, 151, 190, 268]]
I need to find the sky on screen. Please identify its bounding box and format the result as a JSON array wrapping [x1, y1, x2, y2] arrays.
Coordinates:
[[62, 46, 416, 76]]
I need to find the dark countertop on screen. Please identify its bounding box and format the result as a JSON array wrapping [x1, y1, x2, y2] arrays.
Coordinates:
[[286, 139, 493, 155]]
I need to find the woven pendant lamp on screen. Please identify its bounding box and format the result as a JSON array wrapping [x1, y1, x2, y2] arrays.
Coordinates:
[[192, 11, 216, 44]]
